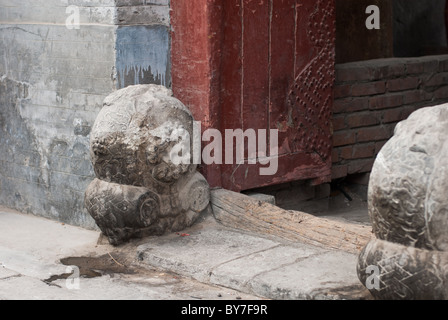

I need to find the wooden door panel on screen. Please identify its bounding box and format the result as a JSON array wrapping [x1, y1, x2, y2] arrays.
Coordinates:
[[285, 0, 335, 159], [270, 0, 297, 156], [220, 0, 243, 132], [220, 0, 335, 191], [242, 0, 270, 134], [171, 0, 335, 192]]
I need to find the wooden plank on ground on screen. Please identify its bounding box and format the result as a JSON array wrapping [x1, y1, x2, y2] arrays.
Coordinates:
[[211, 189, 373, 254]]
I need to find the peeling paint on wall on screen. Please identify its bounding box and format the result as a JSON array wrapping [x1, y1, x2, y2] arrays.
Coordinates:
[[0, 1, 172, 228], [116, 25, 170, 89]]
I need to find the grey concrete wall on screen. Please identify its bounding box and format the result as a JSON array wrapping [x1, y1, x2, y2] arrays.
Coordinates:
[[0, 0, 171, 228]]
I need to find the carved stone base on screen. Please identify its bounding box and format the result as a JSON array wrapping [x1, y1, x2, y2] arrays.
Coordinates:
[[358, 103, 448, 299], [85, 85, 211, 246], [358, 239, 448, 300]]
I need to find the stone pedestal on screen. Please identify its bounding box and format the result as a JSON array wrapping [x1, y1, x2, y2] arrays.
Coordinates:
[[85, 85, 211, 246], [358, 104, 448, 299]]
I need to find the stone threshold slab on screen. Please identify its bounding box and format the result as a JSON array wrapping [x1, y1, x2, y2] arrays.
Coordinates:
[[136, 225, 371, 300]]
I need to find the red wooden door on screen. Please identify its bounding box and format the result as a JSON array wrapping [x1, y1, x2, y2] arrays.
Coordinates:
[[171, 0, 336, 192]]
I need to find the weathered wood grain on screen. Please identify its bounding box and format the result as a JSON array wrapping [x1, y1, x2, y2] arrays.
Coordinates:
[[211, 189, 373, 254]]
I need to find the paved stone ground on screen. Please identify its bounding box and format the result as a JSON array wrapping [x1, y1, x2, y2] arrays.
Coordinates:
[[0, 207, 259, 300], [136, 215, 372, 300], [0, 204, 372, 300]]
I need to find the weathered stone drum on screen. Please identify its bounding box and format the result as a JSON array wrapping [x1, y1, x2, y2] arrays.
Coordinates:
[[85, 85, 211, 246], [357, 103, 448, 299]]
